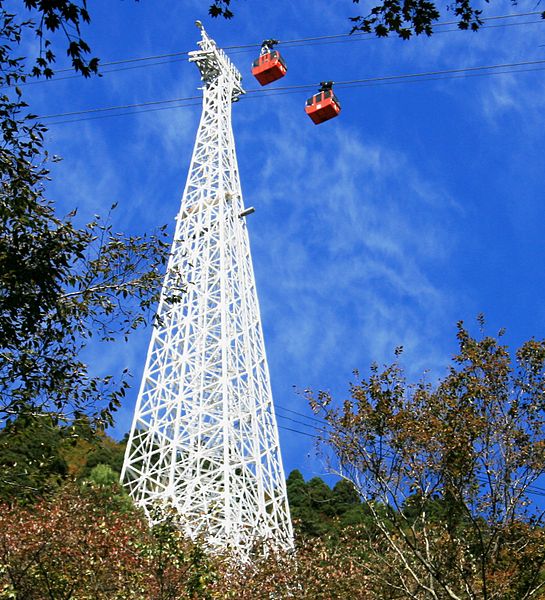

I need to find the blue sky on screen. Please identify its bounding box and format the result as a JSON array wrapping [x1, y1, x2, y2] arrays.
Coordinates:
[[17, 0, 545, 479]]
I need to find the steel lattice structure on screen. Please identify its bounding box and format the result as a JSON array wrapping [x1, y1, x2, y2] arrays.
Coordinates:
[[121, 23, 294, 555]]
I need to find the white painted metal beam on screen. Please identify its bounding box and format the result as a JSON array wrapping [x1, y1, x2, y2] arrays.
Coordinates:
[[121, 23, 294, 556]]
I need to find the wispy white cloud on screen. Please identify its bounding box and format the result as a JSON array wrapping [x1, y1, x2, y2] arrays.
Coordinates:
[[241, 108, 461, 395], [17, 1, 544, 471]]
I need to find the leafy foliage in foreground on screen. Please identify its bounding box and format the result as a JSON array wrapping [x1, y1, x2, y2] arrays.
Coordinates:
[[0, 412, 68, 502], [0, 482, 373, 599], [209, 0, 545, 41], [2, 324, 545, 598], [0, 6, 177, 432], [0, 484, 215, 600], [309, 320, 545, 599]]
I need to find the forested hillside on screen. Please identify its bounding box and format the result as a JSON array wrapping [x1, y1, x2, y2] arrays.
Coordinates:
[[3, 322, 545, 600], [0, 417, 373, 598]]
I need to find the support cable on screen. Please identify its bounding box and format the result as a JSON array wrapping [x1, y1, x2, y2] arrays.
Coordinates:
[[243, 57, 545, 94], [6, 10, 544, 89], [274, 406, 545, 499], [41, 94, 202, 119], [38, 57, 545, 124], [276, 423, 545, 498]]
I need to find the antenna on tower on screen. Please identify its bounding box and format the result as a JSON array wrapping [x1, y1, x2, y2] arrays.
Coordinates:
[[121, 25, 293, 557]]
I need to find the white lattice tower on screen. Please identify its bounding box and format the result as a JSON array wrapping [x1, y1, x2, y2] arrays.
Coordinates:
[[121, 23, 294, 555]]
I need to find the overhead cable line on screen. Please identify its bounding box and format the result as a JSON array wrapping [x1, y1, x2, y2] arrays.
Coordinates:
[[239, 65, 545, 101], [40, 57, 545, 124], [243, 57, 545, 93], [276, 422, 545, 498], [7, 10, 543, 89], [14, 57, 190, 88], [276, 402, 329, 426], [272, 12, 544, 49], [261, 19, 545, 52], [43, 63, 545, 125], [39, 101, 203, 125], [41, 94, 202, 120], [273, 408, 545, 499], [339, 56, 545, 87], [40, 9, 545, 71], [278, 424, 316, 439], [276, 413, 328, 431], [44, 50, 192, 76]]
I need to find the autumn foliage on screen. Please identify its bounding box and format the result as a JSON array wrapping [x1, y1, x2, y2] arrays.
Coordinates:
[[309, 321, 545, 599], [0, 482, 220, 600], [0, 482, 373, 599], [2, 323, 545, 599]]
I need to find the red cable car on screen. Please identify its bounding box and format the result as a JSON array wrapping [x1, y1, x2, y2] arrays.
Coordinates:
[[305, 82, 341, 125], [252, 40, 287, 86]]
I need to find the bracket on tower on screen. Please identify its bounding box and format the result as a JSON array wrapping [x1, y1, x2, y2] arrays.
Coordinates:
[[189, 21, 244, 101]]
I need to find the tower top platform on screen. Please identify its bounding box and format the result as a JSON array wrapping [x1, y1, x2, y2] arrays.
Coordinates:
[[189, 22, 245, 101]]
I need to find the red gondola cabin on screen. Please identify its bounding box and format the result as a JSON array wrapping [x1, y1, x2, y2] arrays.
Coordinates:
[[252, 50, 287, 86], [305, 87, 341, 125]]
